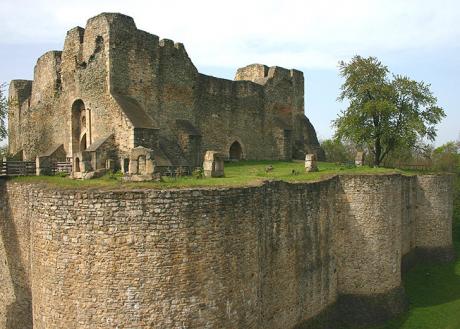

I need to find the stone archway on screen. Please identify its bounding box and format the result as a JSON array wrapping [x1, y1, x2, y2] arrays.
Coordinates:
[[229, 141, 243, 161], [71, 99, 87, 154]]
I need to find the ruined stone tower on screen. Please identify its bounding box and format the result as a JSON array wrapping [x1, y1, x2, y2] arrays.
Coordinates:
[[8, 12, 324, 172]]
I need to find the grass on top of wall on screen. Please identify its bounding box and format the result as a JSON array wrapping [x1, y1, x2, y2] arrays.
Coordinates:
[[7, 161, 409, 190], [365, 175, 460, 329]]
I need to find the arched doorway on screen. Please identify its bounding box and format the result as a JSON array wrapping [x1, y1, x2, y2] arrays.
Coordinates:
[[229, 141, 243, 161], [71, 99, 87, 154]]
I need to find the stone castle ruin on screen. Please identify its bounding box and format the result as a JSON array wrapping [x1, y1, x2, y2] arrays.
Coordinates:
[[2, 12, 455, 329], [7, 13, 323, 176]]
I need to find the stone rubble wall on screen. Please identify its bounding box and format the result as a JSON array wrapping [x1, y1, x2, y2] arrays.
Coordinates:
[[0, 174, 454, 329]]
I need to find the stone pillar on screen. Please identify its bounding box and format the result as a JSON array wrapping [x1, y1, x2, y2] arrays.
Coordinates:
[[128, 159, 138, 175], [106, 159, 115, 171], [305, 154, 318, 172], [355, 151, 365, 167], [203, 151, 224, 178], [145, 158, 155, 175], [36, 156, 42, 176], [125, 146, 156, 181], [36, 156, 51, 176]]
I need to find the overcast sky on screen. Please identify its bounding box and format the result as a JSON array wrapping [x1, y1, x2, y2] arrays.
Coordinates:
[[1, 0, 459, 145]]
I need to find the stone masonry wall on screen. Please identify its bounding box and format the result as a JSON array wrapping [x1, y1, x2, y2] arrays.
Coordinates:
[[415, 175, 456, 261], [0, 182, 33, 329], [0, 174, 454, 329]]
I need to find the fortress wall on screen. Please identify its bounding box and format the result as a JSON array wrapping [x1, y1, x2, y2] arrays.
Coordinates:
[[58, 13, 137, 156], [157, 40, 198, 135], [79, 13, 133, 148], [61, 27, 84, 95], [106, 16, 160, 104], [196, 75, 270, 160], [8, 80, 32, 155], [334, 175, 408, 325], [12, 50, 71, 159], [0, 174, 454, 329], [0, 182, 33, 329], [415, 175, 456, 261], [30, 51, 62, 108], [1, 179, 338, 329], [401, 176, 417, 258], [103, 13, 199, 138], [9, 92, 69, 160], [9, 14, 137, 160], [335, 175, 403, 295], [27, 179, 338, 329]]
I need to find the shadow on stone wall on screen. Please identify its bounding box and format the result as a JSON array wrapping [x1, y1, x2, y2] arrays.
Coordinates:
[[414, 180, 456, 264], [331, 176, 409, 328], [0, 179, 33, 329]]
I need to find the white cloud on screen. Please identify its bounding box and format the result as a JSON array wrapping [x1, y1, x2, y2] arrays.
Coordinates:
[[0, 0, 459, 69]]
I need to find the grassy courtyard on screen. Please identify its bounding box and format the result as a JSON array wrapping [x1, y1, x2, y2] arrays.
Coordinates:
[[9, 160, 408, 190]]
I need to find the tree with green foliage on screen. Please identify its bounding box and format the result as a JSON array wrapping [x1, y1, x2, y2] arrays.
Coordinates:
[[432, 141, 459, 173], [333, 56, 445, 166], [0, 83, 7, 142], [320, 138, 356, 163]]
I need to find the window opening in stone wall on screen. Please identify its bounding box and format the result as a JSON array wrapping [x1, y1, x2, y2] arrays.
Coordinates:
[[75, 157, 80, 172], [71, 99, 86, 154]]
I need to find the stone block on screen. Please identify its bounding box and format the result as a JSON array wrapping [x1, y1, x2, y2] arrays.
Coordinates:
[[355, 151, 365, 167], [203, 151, 224, 177], [305, 153, 318, 172], [36, 156, 51, 176]]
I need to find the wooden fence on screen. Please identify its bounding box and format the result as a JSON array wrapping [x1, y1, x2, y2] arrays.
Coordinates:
[[156, 166, 194, 177], [382, 161, 433, 171], [0, 161, 36, 176], [51, 162, 72, 175]]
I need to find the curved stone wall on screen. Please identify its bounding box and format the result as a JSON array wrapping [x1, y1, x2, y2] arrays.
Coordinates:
[[334, 175, 408, 325], [415, 175, 456, 261], [0, 174, 454, 329]]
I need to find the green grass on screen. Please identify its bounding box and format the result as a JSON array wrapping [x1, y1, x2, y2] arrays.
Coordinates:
[[8, 160, 408, 190], [367, 175, 460, 329]]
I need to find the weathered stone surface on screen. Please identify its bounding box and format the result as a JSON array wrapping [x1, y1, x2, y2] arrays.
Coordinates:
[[0, 174, 454, 329], [203, 150, 224, 177], [305, 153, 318, 172], [355, 151, 365, 166], [7, 12, 324, 171]]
